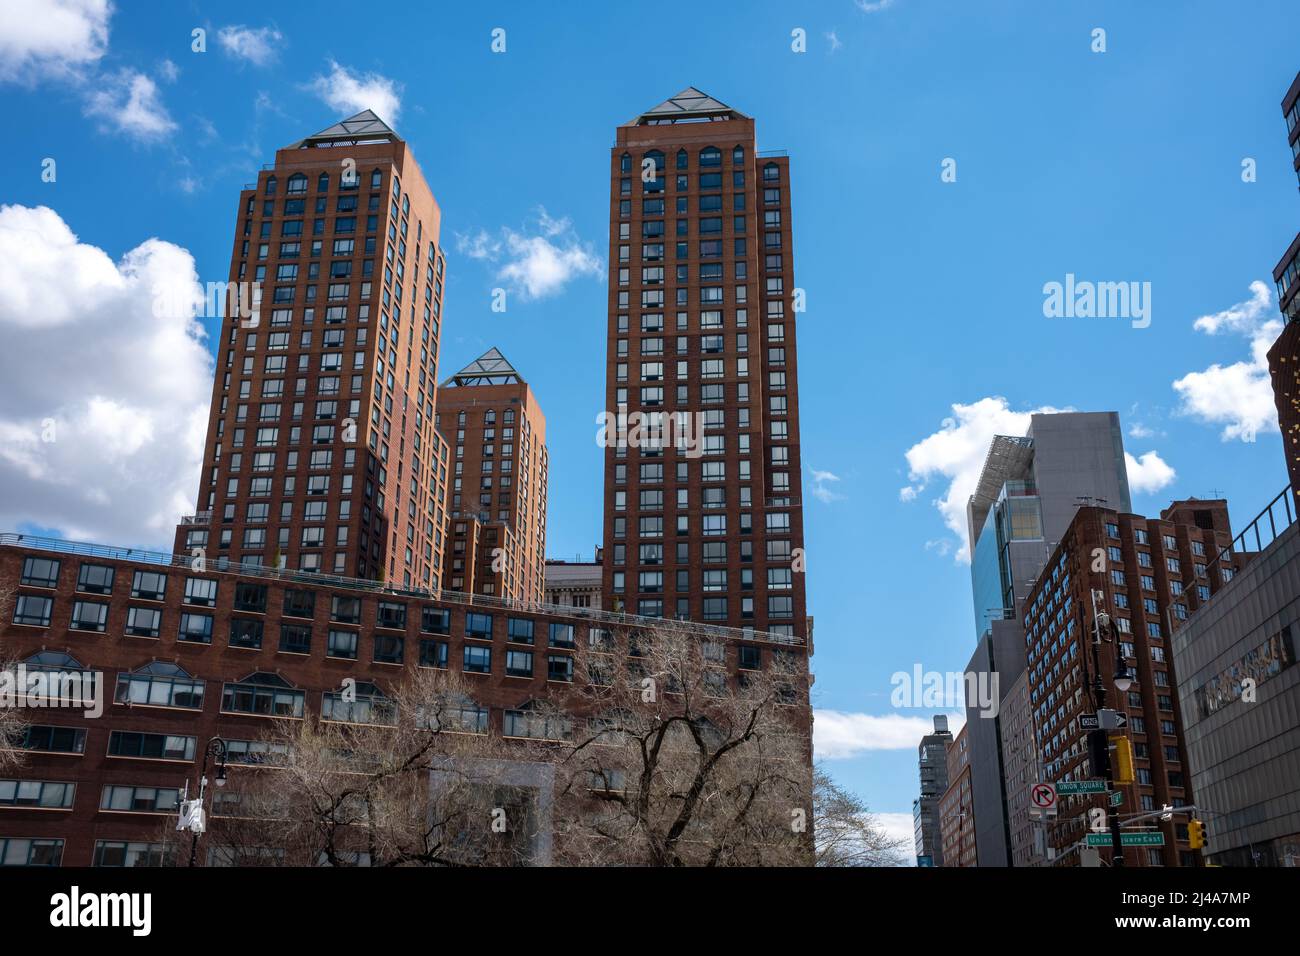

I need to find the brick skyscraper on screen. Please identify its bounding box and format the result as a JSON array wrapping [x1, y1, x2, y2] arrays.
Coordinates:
[[1023, 500, 1237, 866], [601, 89, 808, 641], [1267, 70, 1300, 507], [435, 348, 548, 602], [174, 111, 450, 590]]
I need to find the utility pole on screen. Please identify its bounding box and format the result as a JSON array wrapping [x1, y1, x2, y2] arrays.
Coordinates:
[[1088, 569, 1129, 867]]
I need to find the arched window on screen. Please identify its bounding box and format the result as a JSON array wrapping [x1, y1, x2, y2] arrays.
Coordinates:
[[732, 145, 744, 165], [699, 146, 721, 167], [286, 173, 308, 194], [370, 168, 383, 189], [264, 175, 277, 196], [763, 162, 780, 182], [620, 152, 631, 173], [317, 172, 329, 193], [676, 149, 688, 170]]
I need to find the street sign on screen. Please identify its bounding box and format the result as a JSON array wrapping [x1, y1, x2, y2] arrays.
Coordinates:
[[1099, 709, 1128, 731], [1086, 832, 1165, 847], [1079, 713, 1099, 731], [1056, 780, 1107, 795], [1109, 791, 1124, 808], [1030, 782, 1057, 819]]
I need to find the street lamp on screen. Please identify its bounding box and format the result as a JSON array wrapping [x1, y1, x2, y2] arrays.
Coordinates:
[[183, 737, 228, 867], [1113, 658, 1133, 694]]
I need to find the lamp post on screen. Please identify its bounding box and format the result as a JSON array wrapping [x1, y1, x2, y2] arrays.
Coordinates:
[[186, 737, 228, 867]]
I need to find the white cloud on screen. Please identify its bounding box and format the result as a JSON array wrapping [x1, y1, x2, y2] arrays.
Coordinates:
[[1172, 281, 1281, 442], [1128, 422, 1154, 439], [1125, 450, 1176, 495], [216, 25, 284, 66], [0, 0, 110, 83], [900, 397, 1065, 561], [814, 710, 964, 759], [825, 30, 843, 53], [856, 0, 897, 12], [83, 69, 176, 142], [157, 59, 179, 83], [0, 204, 212, 547], [454, 229, 501, 261], [809, 467, 844, 503], [457, 208, 603, 301], [308, 59, 402, 124], [875, 812, 918, 859]]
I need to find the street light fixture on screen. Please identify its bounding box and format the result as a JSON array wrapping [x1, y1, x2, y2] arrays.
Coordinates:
[[1113, 659, 1133, 693], [182, 737, 228, 867]]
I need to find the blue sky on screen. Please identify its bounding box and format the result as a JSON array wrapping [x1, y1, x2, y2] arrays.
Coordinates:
[[1, 0, 1297, 853]]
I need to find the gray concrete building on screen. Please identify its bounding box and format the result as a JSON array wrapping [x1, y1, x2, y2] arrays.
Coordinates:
[[963, 411, 1131, 865], [1173, 492, 1300, 867]]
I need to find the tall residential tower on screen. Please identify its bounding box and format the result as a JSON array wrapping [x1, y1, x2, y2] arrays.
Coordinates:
[[174, 110, 450, 590], [600, 88, 807, 641]]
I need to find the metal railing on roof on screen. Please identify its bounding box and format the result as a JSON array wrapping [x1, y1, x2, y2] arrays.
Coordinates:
[[1167, 485, 1296, 632], [0, 532, 804, 647]]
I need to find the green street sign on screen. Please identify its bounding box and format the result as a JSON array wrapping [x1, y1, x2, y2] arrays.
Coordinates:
[[1087, 832, 1164, 847], [1109, 791, 1123, 808], [1056, 780, 1108, 795]]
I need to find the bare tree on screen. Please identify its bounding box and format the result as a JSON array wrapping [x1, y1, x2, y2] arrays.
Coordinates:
[[0, 585, 27, 772], [812, 765, 909, 867], [548, 621, 814, 866], [201, 667, 545, 867]]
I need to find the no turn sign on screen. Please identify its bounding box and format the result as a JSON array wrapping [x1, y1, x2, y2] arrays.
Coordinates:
[[1030, 782, 1058, 818]]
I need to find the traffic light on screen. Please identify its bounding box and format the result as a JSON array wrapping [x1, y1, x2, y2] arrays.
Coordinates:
[[1188, 818, 1207, 849], [1111, 735, 1134, 784]]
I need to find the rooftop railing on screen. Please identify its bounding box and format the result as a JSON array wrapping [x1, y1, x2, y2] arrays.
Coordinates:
[[0, 532, 804, 647], [1168, 484, 1296, 633]]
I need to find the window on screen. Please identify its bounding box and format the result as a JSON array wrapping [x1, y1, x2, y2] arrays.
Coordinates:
[[115, 662, 204, 710], [125, 606, 161, 638], [221, 672, 305, 718], [547, 655, 574, 682], [376, 601, 406, 630], [506, 649, 533, 677], [0, 780, 75, 809], [229, 618, 263, 649], [373, 633, 404, 664], [279, 623, 312, 654], [184, 577, 218, 607], [93, 841, 175, 868], [20, 725, 86, 754], [419, 640, 448, 668], [69, 600, 108, 632], [322, 682, 394, 725], [466, 612, 493, 638], [327, 629, 358, 659], [549, 622, 576, 648], [331, 595, 361, 623], [20, 557, 60, 588], [282, 589, 316, 619], [107, 731, 196, 761], [463, 645, 492, 674], [421, 606, 450, 634], [76, 562, 114, 594], [233, 582, 267, 612], [178, 612, 214, 644], [0, 838, 63, 867], [130, 570, 167, 601], [100, 785, 181, 814], [508, 617, 535, 644]]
